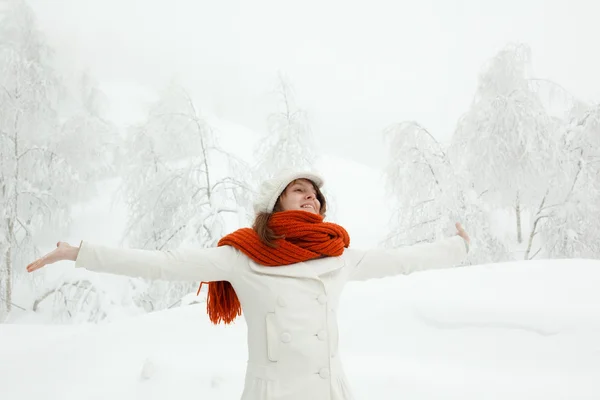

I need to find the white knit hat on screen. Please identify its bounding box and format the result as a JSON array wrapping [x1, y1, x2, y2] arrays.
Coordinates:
[[253, 169, 324, 214]]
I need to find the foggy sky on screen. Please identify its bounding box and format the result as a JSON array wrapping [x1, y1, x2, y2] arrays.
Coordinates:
[[28, 0, 600, 168]]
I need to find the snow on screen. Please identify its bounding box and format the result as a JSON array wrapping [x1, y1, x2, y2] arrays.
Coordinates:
[[3, 258, 600, 399], [3, 3, 600, 399], [5, 113, 599, 398]]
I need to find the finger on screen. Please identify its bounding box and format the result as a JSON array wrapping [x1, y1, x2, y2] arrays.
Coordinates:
[[27, 260, 43, 273], [26, 261, 37, 272], [31, 262, 44, 272], [26, 262, 35, 272], [455, 222, 463, 232]]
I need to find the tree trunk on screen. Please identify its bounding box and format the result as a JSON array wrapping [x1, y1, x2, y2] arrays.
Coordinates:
[[6, 239, 12, 315], [524, 192, 548, 260], [516, 192, 522, 244], [2, 229, 12, 321], [4, 98, 18, 319]]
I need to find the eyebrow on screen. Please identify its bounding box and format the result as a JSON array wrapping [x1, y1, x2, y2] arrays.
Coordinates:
[[292, 182, 315, 191]]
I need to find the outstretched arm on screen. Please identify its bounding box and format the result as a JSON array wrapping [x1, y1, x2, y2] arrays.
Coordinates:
[[27, 240, 241, 282], [346, 224, 470, 281]]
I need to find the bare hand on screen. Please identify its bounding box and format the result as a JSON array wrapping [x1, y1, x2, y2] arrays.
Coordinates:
[[26, 241, 77, 273], [455, 222, 470, 244]]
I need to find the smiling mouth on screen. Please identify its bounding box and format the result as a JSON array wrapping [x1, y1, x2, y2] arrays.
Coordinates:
[[301, 205, 314, 210]]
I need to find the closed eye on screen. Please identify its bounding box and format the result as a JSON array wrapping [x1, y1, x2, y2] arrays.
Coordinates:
[[293, 185, 316, 197]]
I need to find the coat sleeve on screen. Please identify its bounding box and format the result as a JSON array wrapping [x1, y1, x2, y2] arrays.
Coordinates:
[[346, 235, 468, 281], [74, 240, 242, 282]]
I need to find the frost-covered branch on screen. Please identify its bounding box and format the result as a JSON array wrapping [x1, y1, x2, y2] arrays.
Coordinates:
[[116, 82, 253, 311], [16, 146, 58, 161]]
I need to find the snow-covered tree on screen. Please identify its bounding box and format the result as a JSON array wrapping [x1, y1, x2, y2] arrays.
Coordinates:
[[383, 121, 459, 245], [383, 44, 598, 263], [0, 1, 123, 321], [449, 44, 563, 250], [538, 104, 600, 258], [0, 1, 69, 320], [382, 121, 508, 265], [118, 83, 253, 310], [57, 72, 121, 189], [251, 73, 334, 216], [254, 73, 317, 178]]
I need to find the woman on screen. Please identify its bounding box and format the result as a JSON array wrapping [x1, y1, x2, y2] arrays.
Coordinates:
[[27, 169, 470, 400]]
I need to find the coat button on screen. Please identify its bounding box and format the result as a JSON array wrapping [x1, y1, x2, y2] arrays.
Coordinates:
[[277, 296, 286, 307], [319, 368, 330, 379], [317, 330, 327, 341], [280, 332, 292, 343], [317, 294, 327, 305]]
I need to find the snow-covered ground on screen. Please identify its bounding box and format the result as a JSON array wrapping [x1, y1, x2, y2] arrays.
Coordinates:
[[2, 258, 600, 399]]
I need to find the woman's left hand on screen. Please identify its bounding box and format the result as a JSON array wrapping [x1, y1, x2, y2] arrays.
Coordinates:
[[455, 222, 470, 245]]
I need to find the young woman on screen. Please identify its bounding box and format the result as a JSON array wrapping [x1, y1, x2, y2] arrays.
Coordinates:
[[27, 170, 471, 400]]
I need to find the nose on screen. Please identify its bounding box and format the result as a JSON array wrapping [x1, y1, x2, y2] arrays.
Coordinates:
[[306, 192, 314, 199]]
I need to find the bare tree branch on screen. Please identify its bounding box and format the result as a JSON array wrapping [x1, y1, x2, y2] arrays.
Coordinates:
[[524, 191, 549, 260]]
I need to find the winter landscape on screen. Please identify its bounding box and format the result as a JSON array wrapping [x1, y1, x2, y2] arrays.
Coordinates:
[[1, 0, 600, 399]]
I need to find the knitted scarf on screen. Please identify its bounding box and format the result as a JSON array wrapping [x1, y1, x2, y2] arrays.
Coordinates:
[[198, 210, 350, 324]]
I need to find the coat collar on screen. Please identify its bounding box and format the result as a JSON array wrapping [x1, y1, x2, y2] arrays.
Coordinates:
[[248, 255, 346, 280]]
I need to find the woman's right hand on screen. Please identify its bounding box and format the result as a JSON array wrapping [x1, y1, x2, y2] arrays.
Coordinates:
[[26, 241, 79, 273]]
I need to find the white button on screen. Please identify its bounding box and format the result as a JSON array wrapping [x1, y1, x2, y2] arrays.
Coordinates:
[[319, 368, 330, 379], [277, 296, 286, 307], [280, 332, 292, 343], [317, 330, 327, 341], [317, 294, 327, 305]]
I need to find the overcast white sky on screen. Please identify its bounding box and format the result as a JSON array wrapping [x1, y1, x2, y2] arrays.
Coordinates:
[[28, 0, 600, 168]]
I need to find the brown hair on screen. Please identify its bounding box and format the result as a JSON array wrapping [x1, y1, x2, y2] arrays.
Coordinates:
[[253, 179, 327, 247]]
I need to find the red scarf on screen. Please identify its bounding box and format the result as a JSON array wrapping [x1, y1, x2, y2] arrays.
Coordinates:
[[198, 210, 350, 324]]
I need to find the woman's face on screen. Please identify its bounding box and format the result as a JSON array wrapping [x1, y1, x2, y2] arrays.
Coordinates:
[[278, 179, 321, 214]]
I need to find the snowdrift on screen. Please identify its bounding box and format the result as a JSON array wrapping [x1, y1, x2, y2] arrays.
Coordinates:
[[2, 258, 600, 399]]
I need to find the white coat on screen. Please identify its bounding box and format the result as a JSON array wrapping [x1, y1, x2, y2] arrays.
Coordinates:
[[75, 235, 468, 400]]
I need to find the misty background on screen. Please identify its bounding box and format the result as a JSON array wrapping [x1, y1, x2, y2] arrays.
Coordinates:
[[27, 0, 600, 167], [1, 0, 599, 324]]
